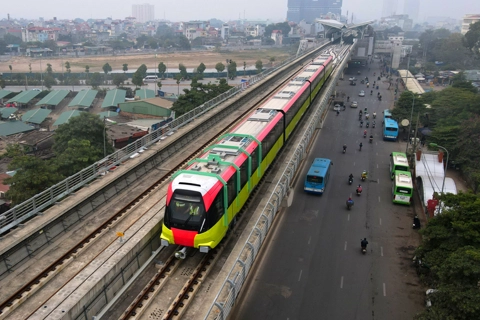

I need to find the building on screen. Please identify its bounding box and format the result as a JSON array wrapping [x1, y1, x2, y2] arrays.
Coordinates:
[[403, 0, 420, 23], [461, 14, 480, 34], [287, 0, 342, 23], [132, 3, 154, 23], [221, 24, 230, 40], [382, 0, 398, 18]]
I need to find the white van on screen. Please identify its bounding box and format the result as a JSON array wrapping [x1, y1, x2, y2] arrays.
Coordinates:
[[143, 75, 158, 82]]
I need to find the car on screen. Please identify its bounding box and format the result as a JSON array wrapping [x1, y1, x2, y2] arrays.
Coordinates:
[[350, 101, 358, 108], [32, 88, 41, 91], [349, 77, 356, 81], [359, 90, 365, 97]]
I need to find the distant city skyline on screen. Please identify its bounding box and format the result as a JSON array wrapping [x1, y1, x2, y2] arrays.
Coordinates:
[[1, 0, 479, 23]]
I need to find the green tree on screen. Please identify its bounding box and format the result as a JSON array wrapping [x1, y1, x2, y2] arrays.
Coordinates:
[[255, 60, 263, 73], [65, 61, 71, 73], [8, 65, 12, 75], [28, 63, 32, 73], [158, 62, 166, 79], [102, 62, 112, 82], [215, 62, 225, 78], [464, 20, 480, 56], [54, 139, 104, 177], [0, 40, 8, 55], [3, 34, 22, 45], [53, 112, 113, 156], [122, 63, 128, 73], [4, 156, 63, 204], [85, 65, 90, 79], [132, 71, 144, 88], [44, 74, 55, 89], [46, 63, 53, 74], [0, 78, 5, 89], [269, 56, 276, 66], [243, 61, 246, 76], [89, 72, 102, 89], [227, 60, 237, 79], [197, 62, 206, 75], [157, 81, 162, 90], [137, 64, 148, 79], [178, 63, 188, 79], [175, 74, 182, 95], [112, 73, 128, 87], [264, 22, 290, 38], [43, 39, 58, 51]]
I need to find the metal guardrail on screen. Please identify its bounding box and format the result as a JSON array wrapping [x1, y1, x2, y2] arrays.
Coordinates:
[[203, 43, 356, 320], [0, 41, 327, 235]]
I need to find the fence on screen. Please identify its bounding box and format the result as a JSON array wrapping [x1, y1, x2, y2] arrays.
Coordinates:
[[203, 43, 355, 320]]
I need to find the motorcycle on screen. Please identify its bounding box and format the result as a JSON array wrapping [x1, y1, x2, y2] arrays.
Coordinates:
[[363, 133, 367, 138], [343, 147, 347, 154], [361, 246, 367, 254], [372, 122, 376, 128], [366, 122, 370, 128], [373, 113, 376, 119], [346, 200, 354, 210], [361, 173, 367, 181], [348, 177, 353, 185], [356, 188, 362, 196], [369, 136, 373, 143], [360, 122, 363, 127]]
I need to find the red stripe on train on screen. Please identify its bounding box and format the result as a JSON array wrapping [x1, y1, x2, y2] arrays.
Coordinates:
[[172, 227, 197, 247]]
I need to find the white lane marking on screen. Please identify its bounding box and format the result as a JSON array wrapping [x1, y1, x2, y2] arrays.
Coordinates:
[[344, 241, 347, 250], [379, 218, 382, 225], [376, 152, 378, 156], [377, 164, 379, 169], [377, 178, 380, 184], [298, 269, 303, 282], [308, 236, 311, 245], [347, 214, 350, 221], [340, 276, 344, 288], [378, 196, 381, 203], [354, 162, 356, 166], [381, 246, 384, 257], [383, 283, 386, 296]]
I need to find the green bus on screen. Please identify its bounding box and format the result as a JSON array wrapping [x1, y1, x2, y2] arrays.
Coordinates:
[[389, 152, 409, 179], [392, 170, 414, 205]]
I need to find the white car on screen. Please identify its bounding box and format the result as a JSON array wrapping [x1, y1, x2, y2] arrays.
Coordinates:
[[334, 104, 342, 111], [349, 77, 356, 81], [350, 101, 358, 108], [359, 90, 365, 97]]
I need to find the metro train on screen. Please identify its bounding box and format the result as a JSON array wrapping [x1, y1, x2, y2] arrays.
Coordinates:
[[160, 49, 337, 257]]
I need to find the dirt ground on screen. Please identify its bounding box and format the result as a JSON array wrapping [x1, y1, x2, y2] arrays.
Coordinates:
[[0, 47, 293, 73]]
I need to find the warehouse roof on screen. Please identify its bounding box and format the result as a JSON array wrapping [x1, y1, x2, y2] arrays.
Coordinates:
[[36, 90, 70, 106], [0, 121, 35, 136], [68, 89, 98, 108], [7, 90, 41, 104], [0, 90, 12, 100], [0, 107, 18, 119], [98, 111, 119, 119], [135, 89, 155, 99], [22, 108, 52, 124], [101, 89, 126, 108], [53, 110, 81, 126]]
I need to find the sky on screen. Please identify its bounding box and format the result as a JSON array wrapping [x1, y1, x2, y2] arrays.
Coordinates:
[[1, 0, 479, 23]]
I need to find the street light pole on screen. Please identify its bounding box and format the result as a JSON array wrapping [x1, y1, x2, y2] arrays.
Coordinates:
[[103, 118, 106, 158], [429, 143, 449, 214]]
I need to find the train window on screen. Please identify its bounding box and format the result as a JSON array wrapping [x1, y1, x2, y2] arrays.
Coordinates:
[[226, 175, 237, 206], [251, 147, 259, 172], [208, 191, 224, 228], [240, 160, 249, 187]]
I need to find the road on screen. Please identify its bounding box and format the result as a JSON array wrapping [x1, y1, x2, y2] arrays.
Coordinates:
[[231, 60, 425, 320]]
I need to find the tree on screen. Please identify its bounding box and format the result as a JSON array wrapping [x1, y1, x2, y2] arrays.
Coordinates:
[[464, 21, 480, 57], [215, 62, 225, 78], [175, 74, 182, 95], [3, 34, 22, 45], [46, 63, 53, 74], [89, 72, 102, 89], [28, 63, 32, 73], [8, 65, 12, 75], [177, 35, 191, 50], [122, 63, 128, 73], [158, 62, 166, 79], [132, 71, 144, 88], [197, 62, 206, 79], [255, 60, 263, 73], [269, 56, 276, 66], [85, 65, 90, 79], [53, 112, 113, 156], [54, 139, 104, 177], [0, 39, 7, 55], [243, 61, 246, 76], [65, 61, 71, 73], [102, 62, 112, 83], [4, 156, 63, 204], [0, 79, 5, 89], [137, 64, 148, 79], [227, 60, 237, 79], [157, 81, 162, 90], [43, 39, 58, 51], [178, 63, 188, 79], [44, 74, 55, 89], [112, 73, 128, 87], [264, 22, 290, 38]]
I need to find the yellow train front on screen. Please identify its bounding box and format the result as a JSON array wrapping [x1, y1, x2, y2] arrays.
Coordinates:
[[161, 50, 334, 255]]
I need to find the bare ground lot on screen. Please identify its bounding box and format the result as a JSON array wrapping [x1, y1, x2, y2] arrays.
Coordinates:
[[0, 47, 294, 73]]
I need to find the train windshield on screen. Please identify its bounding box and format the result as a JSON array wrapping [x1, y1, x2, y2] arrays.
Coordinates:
[[168, 193, 205, 231]]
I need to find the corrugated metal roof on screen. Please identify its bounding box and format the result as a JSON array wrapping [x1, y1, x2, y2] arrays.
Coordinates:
[[0, 121, 35, 136], [0, 90, 12, 100], [7, 90, 41, 104], [0, 107, 18, 118], [21, 108, 52, 124], [98, 111, 119, 119], [101, 89, 126, 108], [135, 89, 155, 99], [68, 89, 98, 108], [53, 110, 81, 126], [36, 90, 70, 106]]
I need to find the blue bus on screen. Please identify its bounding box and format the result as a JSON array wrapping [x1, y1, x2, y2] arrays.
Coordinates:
[[383, 118, 399, 141], [383, 109, 393, 122], [304, 158, 332, 194]]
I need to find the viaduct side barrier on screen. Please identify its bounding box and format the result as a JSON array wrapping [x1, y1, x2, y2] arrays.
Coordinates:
[[0, 41, 331, 278], [204, 43, 356, 320]]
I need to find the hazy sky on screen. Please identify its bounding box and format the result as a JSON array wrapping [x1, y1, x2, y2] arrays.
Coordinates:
[[2, 0, 479, 22]]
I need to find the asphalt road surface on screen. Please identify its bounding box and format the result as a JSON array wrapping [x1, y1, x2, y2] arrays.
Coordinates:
[[232, 60, 425, 320]]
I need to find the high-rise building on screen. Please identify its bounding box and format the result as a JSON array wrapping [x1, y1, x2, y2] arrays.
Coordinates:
[[403, 0, 419, 23], [462, 14, 480, 34], [382, 0, 398, 18], [132, 3, 154, 23], [287, 0, 342, 23]]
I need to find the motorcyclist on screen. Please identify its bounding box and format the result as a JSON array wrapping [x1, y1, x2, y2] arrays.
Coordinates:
[[361, 238, 368, 249], [370, 90, 373, 95], [377, 92, 380, 96], [336, 110, 340, 116], [349, 173, 354, 181], [359, 109, 363, 115], [369, 134, 373, 143], [356, 184, 363, 194], [346, 197, 354, 207], [365, 113, 369, 119], [347, 96, 350, 102], [373, 112, 376, 119], [366, 121, 370, 128], [359, 142, 363, 151], [343, 144, 347, 152], [372, 121, 376, 128], [361, 170, 368, 179], [363, 130, 367, 137]]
